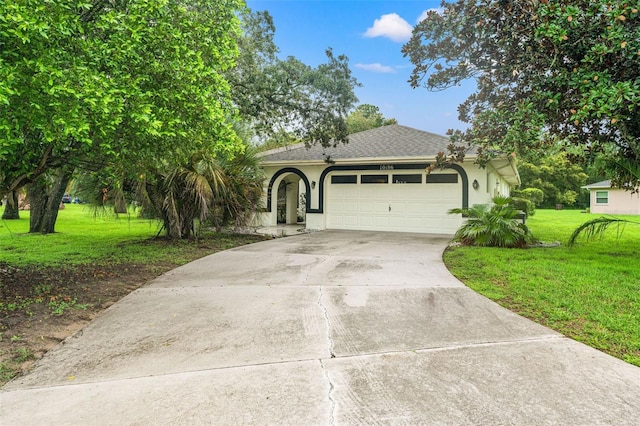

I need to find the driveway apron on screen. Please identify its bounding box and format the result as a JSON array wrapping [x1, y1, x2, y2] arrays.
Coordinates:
[[2, 230, 640, 425]]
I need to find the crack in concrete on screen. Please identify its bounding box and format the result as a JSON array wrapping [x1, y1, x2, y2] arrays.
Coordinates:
[[316, 283, 338, 424], [300, 254, 331, 286], [319, 358, 336, 426], [317, 286, 336, 358]]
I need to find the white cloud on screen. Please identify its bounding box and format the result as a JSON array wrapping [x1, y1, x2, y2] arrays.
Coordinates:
[[355, 63, 397, 74], [417, 8, 444, 23], [364, 13, 413, 42]]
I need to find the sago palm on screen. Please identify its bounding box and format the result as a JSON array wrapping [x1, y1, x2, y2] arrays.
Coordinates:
[[449, 195, 534, 248]]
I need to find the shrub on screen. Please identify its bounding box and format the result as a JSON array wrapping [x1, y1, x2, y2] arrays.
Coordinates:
[[509, 197, 535, 217], [511, 187, 544, 207], [520, 187, 545, 205], [449, 196, 535, 248]]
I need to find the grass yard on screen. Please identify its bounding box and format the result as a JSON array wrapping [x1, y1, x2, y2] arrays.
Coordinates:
[[0, 204, 268, 384], [444, 209, 640, 367], [0, 204, 253, 266]]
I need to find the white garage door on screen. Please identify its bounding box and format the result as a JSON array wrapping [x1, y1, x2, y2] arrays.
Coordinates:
[[326, 172, 463, 234]]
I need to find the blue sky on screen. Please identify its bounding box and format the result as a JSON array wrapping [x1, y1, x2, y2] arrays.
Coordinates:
[[245, 0, 475, 135]]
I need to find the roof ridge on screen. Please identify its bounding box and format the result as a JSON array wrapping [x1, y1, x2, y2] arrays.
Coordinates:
[[258, 125, 462, 162], [257, 142, 307, 158]]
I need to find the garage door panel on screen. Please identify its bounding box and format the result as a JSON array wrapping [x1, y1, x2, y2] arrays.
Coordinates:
[[390, 216, 420, 228], [358, 187, 374, 199], [395, 202, 425, 214], [359, 216, 374, 227], [359, 202, 374, 213], [344, 187, 359, 198], [344, 215, 359, 226], [327, 172, 462, 234], [343, 201, 358, 213], [373, 202, 389, 213], [372, 187, 391, 200], [374, 216, 390, 227]]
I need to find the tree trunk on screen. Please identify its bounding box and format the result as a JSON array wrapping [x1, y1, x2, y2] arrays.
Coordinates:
[[29, 167, 74, 234], [1, 190, 20, 220], [28, 178, 48, 233], [181, 217, 194, 239], [114, 192, 128, 214]]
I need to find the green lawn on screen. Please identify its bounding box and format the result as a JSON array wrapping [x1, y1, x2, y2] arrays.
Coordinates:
[[444, 209, 640, 366], [0, 204, 258, 267]]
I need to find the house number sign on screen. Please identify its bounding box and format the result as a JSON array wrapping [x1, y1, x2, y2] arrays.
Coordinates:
[[379, 165, 394, 170]]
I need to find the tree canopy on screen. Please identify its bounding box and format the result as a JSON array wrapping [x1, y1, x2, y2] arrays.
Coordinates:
[[0, 0, 244, 202], [0, 2, 361, 236], [346, 104, 398, 134], [402, 1, 640, 188], [516, 153, 589, 208], [228, 9, 360, 148]]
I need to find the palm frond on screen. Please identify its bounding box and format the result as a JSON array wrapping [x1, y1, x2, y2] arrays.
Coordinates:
[[568, 216, 638, 247]]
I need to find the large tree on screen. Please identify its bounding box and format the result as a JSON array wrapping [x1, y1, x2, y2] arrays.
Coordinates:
[[517, 153, 589, 208], [346, 104, 398, 134], [402, 1, 640, 189], [0, 0, 244, 233], [228, 9, 360, 148]]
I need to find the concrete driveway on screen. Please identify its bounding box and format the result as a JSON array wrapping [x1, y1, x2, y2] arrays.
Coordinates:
[[2, 230, 640, 425]]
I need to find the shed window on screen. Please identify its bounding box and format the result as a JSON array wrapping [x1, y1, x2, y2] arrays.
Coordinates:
[[595, 191, 609, 204], [361, 174, 389, 184], [331, 175, 357, 184], [426, 174, 458, 184], [392, 174, 422, 184]]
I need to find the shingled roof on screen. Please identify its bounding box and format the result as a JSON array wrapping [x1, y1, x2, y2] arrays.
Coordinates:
[[582, 180, 612, 189], [259, 124, 466, 163]]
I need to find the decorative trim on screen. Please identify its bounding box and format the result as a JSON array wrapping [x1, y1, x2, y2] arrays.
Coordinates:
[[315, 163, 468, 213], [265, 163, 469, 214], [447, 163, 469, 209], [265, 168, 311, 213]]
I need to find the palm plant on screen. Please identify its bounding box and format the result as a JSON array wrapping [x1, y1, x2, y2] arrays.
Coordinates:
[[137, 147, 264, 239], [449, 195, 534, 248], [159, 151, 227, 239], [209, 146, 265, 231]]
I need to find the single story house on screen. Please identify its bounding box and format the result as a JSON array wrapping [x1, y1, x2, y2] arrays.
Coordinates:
[[257, 125, 520, 234], [582, 180, 640, 215]]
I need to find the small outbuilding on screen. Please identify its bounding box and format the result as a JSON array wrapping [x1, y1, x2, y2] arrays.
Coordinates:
[[257, 125, 520, 234], [583, 180, 640, 215]]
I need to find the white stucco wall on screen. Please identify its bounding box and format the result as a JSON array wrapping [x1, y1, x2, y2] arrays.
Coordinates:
[[258, 159, 516, 232], [590, 189, 640, 215], [465, 164, 513, 207]]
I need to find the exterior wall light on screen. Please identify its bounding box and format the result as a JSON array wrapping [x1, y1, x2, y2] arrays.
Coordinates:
[[311, 181, 316, 189], [472, 179, 480, 190]]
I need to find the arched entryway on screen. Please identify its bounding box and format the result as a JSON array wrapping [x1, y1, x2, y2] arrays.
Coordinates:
[[267, 168, 311, 227], [276, 176, 305, 225]]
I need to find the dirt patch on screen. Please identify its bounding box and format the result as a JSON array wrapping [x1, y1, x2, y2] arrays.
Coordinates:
[[0, 234, 269, 386], [0, 262, 169, 383]]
